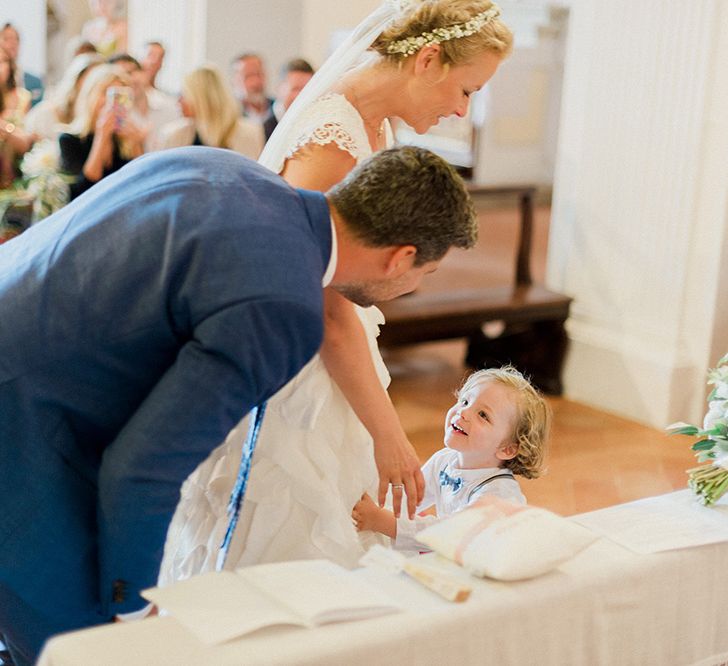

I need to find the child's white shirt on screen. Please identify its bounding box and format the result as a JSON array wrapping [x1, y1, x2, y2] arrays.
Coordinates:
[[394, 448, 526, 551]]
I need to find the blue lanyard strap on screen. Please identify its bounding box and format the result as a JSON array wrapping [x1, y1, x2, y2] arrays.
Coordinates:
[[217, 401, 267, 570]]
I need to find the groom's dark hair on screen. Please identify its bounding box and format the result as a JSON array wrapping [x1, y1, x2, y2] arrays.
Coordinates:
[[327, 146, 477, 265]]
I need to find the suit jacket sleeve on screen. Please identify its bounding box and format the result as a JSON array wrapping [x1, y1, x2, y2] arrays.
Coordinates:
[[96, 297, 322, 615]]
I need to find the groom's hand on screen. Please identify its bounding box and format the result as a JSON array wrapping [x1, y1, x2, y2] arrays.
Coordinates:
[[374, 435, 425, 519]]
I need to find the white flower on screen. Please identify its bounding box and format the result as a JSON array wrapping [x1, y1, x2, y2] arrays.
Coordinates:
[[20, 140, 61, 179], [386, 6, 501, 57], [704, 400, 728, 430]]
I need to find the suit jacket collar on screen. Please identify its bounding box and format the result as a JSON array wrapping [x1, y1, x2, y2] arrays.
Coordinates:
[[296, 189, 333, 282]]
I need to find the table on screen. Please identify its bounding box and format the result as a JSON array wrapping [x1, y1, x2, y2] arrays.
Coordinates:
[[39, 491, 728, 666]]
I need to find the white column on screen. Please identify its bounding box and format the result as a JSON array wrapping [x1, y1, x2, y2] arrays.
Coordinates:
[[548, 0, 728, 427], [128, 0, 303, 95], [127, 0, 207, 94]]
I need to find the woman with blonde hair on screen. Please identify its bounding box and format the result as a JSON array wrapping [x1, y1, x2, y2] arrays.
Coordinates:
[[161, 0, 513, 582], [158, 65, 263, 158], [24, 52, 103, 141], [59, 63, 144, 199]]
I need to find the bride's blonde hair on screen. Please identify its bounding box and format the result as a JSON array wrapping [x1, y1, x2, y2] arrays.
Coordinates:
[[371, 0, 513, 65]]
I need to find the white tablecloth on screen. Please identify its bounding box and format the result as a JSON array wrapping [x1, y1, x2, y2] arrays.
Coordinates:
[[38, 491, 728, 666]]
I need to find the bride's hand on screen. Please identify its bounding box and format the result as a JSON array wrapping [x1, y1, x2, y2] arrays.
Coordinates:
[[373, 434, 424, 520]]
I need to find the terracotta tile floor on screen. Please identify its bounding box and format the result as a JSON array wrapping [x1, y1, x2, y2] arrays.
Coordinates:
[[383, 201, 696, 516], [385, 338, 696, 516]]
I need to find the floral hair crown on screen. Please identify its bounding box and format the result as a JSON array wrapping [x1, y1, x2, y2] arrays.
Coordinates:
[[385, 4, 502, 57]]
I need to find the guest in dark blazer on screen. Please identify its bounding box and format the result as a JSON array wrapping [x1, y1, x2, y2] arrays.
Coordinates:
[[263, 57, 315, 142], [0, 145, 476, 665], [231, 52, 274, 122]]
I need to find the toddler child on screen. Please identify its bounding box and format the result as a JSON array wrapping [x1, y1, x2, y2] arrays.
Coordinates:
[[352, 366, 551, 550]]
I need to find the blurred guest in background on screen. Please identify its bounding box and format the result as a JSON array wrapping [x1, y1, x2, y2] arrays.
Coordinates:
[[0, 45, 30, 126], [158, 64, 263, 158], [24, 52, 103, 141], [59, 64, 144, 199], [137, 41, 179, 151], [263, 57, 315, 141], [80, 0, 128, 57], [0, 44, 34, 187], [0, 89, 35, 188], [230, 52, 273, 123], [0, 23, 43, 108], [140, 41, 165, 90]]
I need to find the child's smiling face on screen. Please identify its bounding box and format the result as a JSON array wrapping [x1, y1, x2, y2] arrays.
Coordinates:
[[444, 379, 518, 469]]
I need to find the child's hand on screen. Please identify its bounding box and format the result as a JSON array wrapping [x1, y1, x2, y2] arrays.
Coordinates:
[[352, 492, 378, 531], [352, 492, 396, 538]]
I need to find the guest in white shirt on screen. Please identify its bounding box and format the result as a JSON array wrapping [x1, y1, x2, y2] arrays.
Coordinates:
[[158, 64, 263, 158], [138, 41, 179, 151], [353, 366, 551, 550]]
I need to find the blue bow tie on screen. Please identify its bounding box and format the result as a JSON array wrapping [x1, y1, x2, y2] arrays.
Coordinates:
[[439, 469, 463, 493]]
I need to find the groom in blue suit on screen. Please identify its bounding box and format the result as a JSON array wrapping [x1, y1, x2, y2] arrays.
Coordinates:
[[0, 145, 476, 664]]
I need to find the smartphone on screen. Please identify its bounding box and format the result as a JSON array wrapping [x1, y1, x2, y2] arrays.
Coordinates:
[[106, 86, 134, 129]]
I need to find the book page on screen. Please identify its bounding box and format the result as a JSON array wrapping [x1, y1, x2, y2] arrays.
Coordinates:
[[572, 490, 728, 554], [143, 560, 401, 646], [239, 559, 401, 625], [143, 571, 303, 645]]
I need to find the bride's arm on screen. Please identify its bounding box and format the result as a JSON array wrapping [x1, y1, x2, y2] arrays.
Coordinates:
[[281, 144, 425, 518]]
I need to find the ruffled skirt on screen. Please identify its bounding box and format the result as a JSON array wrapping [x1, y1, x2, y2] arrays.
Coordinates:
[[159, 306, 389, 585]]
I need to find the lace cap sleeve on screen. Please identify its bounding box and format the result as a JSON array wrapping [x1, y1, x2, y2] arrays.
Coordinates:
[[275, 93, 372, 173]]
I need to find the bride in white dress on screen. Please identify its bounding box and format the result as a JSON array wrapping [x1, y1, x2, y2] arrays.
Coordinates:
[[159, 0, 513, 582]]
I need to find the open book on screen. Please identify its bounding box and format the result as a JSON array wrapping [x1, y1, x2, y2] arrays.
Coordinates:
[[142, 559, 401, 645]]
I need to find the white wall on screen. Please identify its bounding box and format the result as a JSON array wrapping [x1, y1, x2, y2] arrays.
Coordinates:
[[0, 0, 46, 78], [205, 0, 302, 91], [128, 0, 207, 94], [129, 0, 304, 95], [300, 0, 378, 65], [548, 0, 728, 427]]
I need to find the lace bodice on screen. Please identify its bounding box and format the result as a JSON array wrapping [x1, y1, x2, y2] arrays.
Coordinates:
[[271, 93, 385, 174]]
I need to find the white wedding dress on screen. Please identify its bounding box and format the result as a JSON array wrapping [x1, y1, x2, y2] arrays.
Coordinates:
[[159, 93, 391, 584]]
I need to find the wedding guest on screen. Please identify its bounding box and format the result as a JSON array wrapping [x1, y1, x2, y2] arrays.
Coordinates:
[[0, 23, 43, 107], [80, 0, 128, 57], [59, 64, 144, 199], [0, 48, 35, 188], [353, 366, 551, 550], [158, 64, 263, 158], [139, 41, 165, 89], [0, 144, 477, 665], [160, 0, 513, 583], [136, 41, 179, 150], [0, 45, 30, 125], [263, 58, 315, 141], [24, 52, 103, 141], [231, 52, 273, 123], [0, 90, 35, 188]]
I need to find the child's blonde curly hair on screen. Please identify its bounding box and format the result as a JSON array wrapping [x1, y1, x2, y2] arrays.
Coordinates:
[[458, 366, 551, 479]]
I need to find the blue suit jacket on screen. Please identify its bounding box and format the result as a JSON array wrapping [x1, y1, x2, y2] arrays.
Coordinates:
[[0, 147, 331, 660]]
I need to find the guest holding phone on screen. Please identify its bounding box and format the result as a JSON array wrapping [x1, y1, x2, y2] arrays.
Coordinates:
[[59, 64, 144, 199]]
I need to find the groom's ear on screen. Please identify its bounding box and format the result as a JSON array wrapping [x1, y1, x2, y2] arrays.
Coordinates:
[[383, 245, 417, 277]]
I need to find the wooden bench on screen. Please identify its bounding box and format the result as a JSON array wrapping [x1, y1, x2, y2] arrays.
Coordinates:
[[376, 185, 572, 395]]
